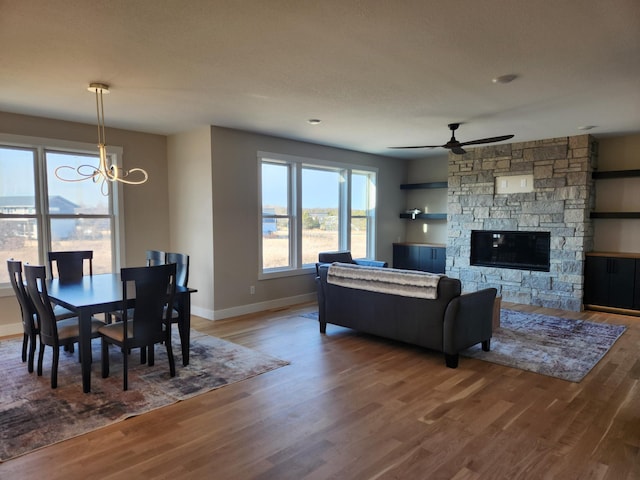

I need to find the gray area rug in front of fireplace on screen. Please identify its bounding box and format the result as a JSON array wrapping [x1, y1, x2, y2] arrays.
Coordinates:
[[304, 309, 626, 382], [461, 309, 626, 382]]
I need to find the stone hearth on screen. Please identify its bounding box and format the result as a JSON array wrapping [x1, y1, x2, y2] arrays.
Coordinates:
[[446, 135, 597, 311]]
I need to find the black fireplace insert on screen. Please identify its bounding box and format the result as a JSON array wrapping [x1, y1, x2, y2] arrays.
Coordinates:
[[470, 230, 550, 272]]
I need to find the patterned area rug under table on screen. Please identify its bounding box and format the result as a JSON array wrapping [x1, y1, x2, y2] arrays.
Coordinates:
[[0, 329, 289, 462]]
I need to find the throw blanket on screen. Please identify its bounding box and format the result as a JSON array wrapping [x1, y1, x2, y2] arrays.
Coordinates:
[[327, 263, 442, 299]]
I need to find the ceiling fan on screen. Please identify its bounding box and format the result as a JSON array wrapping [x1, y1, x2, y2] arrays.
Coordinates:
[[390, 123, 514, 155]]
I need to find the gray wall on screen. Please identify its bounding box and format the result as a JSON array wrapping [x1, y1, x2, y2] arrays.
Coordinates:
[[208, 127, 406, 318]]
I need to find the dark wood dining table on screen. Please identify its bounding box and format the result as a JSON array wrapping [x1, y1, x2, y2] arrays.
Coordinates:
[[46, 273, 197, 393]]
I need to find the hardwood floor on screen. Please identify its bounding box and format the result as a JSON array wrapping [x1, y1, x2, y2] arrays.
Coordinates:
[[1, 302, 639, 479]]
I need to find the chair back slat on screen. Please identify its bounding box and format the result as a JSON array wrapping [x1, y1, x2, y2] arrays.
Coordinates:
[[24, 264, 59, 346], [7, 259, 37, 335], [145, 250, 167, 267], [121, 263, 176, 345], [48, 251, 93, 281], [166, 252, 189, 287]]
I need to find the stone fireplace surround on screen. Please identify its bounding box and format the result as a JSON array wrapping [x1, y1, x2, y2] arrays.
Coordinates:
[[446, 135, 596, 311]]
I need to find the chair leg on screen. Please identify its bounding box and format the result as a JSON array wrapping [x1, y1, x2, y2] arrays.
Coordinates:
[[123, 346, 128, 391], [148, 344, 155, 367], [28, 333, 37, 373], [51, 347, 59, 388], [22, 333, 28, 362], [140, 346, 147, 365], [37, 343, 45, 376], [166, 338, 176, 378], [101, 339, 110, 378]]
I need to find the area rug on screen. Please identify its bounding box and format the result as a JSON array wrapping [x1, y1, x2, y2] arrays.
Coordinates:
[[461, 309, 626, 382], [303, 310, 626, 382], [0, 330, 289, 462]]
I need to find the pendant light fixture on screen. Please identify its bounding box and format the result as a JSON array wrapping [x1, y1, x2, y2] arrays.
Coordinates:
[[54, 83, 148, 195]]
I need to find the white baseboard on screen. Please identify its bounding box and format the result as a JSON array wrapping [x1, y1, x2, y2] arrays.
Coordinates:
[[209, 292, 316, 321], [0, 293, 316, 336], [0, 322, 23, 337]]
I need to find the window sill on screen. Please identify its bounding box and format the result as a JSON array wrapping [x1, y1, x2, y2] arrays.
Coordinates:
[[258, 265, 316, 280]]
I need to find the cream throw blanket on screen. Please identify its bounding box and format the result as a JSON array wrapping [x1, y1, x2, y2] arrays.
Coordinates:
[[327, 262, 443, 299]]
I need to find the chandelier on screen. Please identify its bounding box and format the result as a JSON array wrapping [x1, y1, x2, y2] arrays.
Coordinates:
[[54, 83, 148, 195]]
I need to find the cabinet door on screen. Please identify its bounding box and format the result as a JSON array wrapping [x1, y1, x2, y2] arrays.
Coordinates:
[[418, 246, 446, 273], [584, 256, 636, 309], [432, 247, 446, 274], [584, 257, 608, 306], [419, 246, 433, 272], [393, 244, 419, 270], [608, 257, 636, 309]]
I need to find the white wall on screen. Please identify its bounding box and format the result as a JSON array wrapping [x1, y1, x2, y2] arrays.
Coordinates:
[[167, 128, 214, 319]]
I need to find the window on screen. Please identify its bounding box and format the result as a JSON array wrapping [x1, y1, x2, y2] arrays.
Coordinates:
[[0, 135, 124, 287], [259, 152, 377, 277]]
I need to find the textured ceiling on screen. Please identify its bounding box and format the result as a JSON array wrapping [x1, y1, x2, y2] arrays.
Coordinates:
[[1, 0, 639, 158]]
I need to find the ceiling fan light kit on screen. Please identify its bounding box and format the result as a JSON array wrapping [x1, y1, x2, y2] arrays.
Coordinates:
[[390, 123, 514, 155]]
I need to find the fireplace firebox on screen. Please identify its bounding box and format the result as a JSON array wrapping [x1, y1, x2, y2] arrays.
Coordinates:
[[470, 230, 550, 272]]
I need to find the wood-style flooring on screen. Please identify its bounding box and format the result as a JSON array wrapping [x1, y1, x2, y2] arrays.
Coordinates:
[[1, 302, 638, 479]]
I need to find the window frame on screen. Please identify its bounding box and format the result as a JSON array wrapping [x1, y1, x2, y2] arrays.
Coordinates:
[[0, 133, 126, 295], [258, 151, 377, 279]]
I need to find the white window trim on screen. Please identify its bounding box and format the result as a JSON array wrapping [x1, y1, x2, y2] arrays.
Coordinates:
[[257, 151, 378, 280], [0, 133, 126, 296]]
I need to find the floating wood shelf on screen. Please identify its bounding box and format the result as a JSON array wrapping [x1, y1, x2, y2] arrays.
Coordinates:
[[590, 212, 640, 219], [592, 170, 640, 179], [399, 213, 447, 220], [400, 182, 448, 190]]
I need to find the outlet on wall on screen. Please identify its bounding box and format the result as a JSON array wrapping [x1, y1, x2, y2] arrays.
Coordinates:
[[249, 285, 255, 295]]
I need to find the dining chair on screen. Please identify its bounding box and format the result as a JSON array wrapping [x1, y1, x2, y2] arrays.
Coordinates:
[[165, 252, 190, 358], [7, 259, 79, 372], [48, 250, 93, 282], [7, 259, 39, 373], [24, 264, 105, 388], [98, 263, 177, 390], [146, 250, 167, 266]]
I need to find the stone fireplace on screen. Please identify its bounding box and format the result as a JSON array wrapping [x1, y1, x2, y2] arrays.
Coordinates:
[[446, 135, 597, 311]]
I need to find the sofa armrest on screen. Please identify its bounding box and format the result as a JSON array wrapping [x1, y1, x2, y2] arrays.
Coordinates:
[[443, 288, 497, 357], [353, 259, 388, 268]]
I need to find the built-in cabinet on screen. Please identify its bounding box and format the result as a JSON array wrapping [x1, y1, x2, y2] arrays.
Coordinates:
[[393, 243, 446, 274], [584, 252, 640, 313]]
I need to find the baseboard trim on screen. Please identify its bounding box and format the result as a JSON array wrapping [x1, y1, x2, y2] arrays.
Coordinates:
[[0, 322, 23, 338], [211, 293, 316, 321]]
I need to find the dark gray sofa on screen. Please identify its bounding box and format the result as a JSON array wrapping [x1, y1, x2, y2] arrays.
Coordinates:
[[316, 264, 497, 368]]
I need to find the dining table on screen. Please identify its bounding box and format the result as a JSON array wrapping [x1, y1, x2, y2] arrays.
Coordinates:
[[46, 273, 197, 393]]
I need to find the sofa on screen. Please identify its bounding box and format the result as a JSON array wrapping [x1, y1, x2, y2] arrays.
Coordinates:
[[315, 250, 387, 275], [316, 263, 497, 368]]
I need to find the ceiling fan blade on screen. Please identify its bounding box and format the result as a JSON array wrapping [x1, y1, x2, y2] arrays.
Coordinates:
[[388, 145, 443, 149], [459, 134, 514, 147]]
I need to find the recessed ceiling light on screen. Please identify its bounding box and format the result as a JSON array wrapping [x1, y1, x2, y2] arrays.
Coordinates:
[[308, 119, 321, 125], [578, 125, 597, 131], [492, 74, 518, 84]]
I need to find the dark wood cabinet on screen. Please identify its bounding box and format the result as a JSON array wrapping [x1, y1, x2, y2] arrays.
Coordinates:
[[393, 243, 445, 274], [584, 253, 639, 311]]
